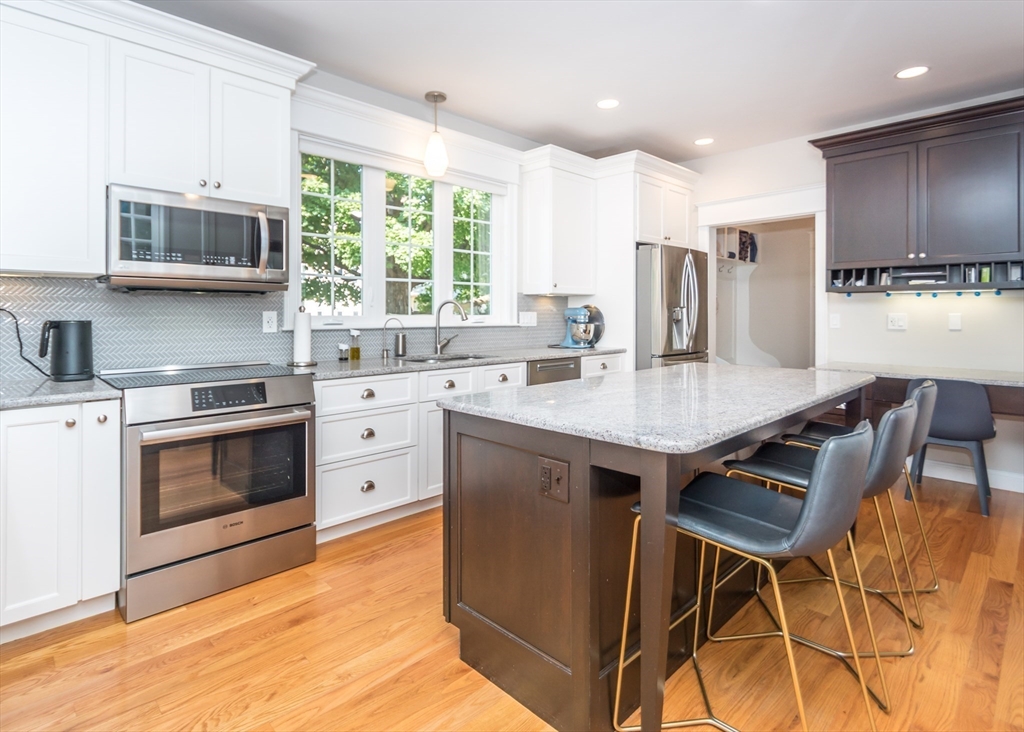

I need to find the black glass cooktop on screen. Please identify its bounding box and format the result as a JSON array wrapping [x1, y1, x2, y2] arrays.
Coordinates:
[[100, 364, 296, 390]]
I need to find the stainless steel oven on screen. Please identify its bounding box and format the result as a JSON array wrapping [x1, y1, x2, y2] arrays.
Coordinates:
[[107, 185, 289, 292], [104, 364, 315, 621]]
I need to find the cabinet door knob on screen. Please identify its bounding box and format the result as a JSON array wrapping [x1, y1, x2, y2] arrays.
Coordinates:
[[361, 388, 375, 399], [600, 362, 608, 370], [919, 252, 927, 258], [65, 418, 76, 428], [199, 179, 207, 187], [553, 283, 558, 288], [498, 374, 508, 383], [97, 414, 108, 424], [908, 253, 916, 259], [665, 236, 671, 241], [360, 480, 376, 493], [443, 379, 456, 390], [361, 427, 375, 440], [213, 181, 221, 189]]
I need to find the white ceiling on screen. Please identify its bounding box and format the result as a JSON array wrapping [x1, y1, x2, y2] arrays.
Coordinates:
[[136, 0, 1024, 162]]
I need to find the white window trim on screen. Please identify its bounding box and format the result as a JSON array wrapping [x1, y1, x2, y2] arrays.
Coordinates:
[[286, 133, 516, 330]]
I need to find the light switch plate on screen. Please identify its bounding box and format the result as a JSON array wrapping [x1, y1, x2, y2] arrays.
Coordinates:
[[262, 311, 278, 333], [887, 313, 907, 331], [519, 311, 537, 327], [949, 313, 962, 331], [829, 313, 841, 329]]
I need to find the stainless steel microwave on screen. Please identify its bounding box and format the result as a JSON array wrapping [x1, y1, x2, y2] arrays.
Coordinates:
[[107, 185, 289, 292]]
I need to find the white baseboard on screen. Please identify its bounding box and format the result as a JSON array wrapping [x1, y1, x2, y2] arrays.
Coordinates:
[[907, 457, 1024, 494], [315, 496, 442, 545], [0, 594, 116, 645]]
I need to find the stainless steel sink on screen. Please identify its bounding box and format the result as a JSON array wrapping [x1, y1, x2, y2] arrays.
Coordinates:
[[400, 353, 495, 363]]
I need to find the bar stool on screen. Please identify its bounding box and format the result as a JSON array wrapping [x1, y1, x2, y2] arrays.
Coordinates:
[[782, 381, 940, 594], [613, 422, 876, 732], [720, 399, 921, 714], [906, 378, 996, 517]]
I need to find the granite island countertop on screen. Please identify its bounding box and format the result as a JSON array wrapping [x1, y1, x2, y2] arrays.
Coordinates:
[[438, 363, 874, 454], [294, 346, 626, 381], [818, 361, 1024, 388], [1, 377, 122, 410]]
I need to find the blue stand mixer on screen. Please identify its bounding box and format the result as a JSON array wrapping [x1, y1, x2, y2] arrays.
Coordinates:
[[551, 305, 604, 349]]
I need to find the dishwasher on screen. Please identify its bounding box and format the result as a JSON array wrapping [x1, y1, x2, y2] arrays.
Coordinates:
[[527, 357, 581, 385]]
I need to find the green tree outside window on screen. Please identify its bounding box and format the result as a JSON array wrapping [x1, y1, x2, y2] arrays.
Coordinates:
[[452, 186, 492, 315]]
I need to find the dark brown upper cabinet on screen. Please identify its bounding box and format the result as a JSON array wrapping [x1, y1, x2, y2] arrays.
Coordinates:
[[813, 98, 1023, 269]]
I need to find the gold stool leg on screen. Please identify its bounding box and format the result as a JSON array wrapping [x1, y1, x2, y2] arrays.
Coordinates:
[[826, 548, 878, 732], [884, 490, 925, 629], [846, 530, 892, 713], [903, 465, 940, 593], [761, 558, 809, 732], [613, 515, 642, 731], [870, 496, 919, 648]]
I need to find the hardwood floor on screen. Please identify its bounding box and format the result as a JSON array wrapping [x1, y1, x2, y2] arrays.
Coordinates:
[[1, 476, 1021, 731]]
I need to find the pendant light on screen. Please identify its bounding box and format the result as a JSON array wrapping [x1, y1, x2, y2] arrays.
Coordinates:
[[423, 91, 449, 177]]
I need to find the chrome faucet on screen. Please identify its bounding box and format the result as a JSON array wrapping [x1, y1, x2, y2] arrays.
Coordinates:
[[435, 299, 468, 354], [382, 317, 405, 361]]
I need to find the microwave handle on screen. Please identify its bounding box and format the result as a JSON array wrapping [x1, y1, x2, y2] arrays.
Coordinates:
[[257, 211, 269, 276], [138, 408, 310, 446]]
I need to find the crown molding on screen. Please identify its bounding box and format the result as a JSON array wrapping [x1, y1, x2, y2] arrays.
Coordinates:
[[520, 145, 598, 178], [595, 150, 700, 186], [2, 0, 315, 88]]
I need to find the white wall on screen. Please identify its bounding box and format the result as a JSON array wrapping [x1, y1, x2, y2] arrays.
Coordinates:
[[685, 90, 1024, 493], [746, 220, 815, 368]]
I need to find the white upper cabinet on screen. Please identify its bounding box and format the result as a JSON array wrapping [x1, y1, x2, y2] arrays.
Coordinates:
[[109, 41, 211, 196], [110, 44, 292, 207], [521, 152, 596, 295], [635, 173, 691, 246], [210, 69, 291, 206], [0, 7, 107, 275]]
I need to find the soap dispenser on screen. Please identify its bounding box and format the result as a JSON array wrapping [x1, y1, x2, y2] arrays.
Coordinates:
[[349, 329, 361, 361]]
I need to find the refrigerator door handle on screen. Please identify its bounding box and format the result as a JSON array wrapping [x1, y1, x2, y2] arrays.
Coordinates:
[[686, 253, 699, 352]]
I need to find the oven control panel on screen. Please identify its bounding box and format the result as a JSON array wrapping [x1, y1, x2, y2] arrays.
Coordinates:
[[191, 382, 268, 412]]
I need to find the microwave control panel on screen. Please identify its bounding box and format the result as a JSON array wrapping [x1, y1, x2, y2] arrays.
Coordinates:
[[191, 382, 268, 412]]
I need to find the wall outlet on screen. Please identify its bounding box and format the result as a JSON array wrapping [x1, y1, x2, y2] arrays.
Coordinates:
[[886, 313, 907, 331], [949, 313, 962, 331], [519, 311, 538, 327], [262, 311, 278, 333], [829, 313, 841, 329]]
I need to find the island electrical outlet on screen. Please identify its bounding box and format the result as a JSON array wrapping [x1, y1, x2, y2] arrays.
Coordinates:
[[538, 457, 569, 503]]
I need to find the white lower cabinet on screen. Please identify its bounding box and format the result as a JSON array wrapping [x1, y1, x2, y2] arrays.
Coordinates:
[[317, 404, 416, 464], [318, 448, 417, 528], [418, 404, 445, 500], [581, 353, 623, 378], [0, 399, 121, 626]]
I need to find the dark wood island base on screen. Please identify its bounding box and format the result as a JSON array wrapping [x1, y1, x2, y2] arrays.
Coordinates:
[[442, 381, 864, 732]]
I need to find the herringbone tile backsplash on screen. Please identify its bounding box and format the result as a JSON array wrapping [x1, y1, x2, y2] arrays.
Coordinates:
[[1, 278, 569, 379]]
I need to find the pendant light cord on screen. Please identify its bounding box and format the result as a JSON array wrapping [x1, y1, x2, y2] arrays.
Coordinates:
[[0, 308, 51, 378]]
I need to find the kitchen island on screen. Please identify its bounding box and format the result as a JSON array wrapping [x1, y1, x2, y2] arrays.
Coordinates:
[[439, 363, 874, 732]]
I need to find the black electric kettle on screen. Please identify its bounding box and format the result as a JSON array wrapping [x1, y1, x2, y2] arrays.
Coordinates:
[[39, 320, 94, 382]]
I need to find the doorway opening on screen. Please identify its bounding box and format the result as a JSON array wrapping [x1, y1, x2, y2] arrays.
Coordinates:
[[714, 216, 815, 369]]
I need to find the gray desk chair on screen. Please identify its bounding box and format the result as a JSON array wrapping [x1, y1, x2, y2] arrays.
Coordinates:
[[782, 382, 940, 594], [906, 378, 995, 517], [720, 399, 921, 715], [613, 423, 876, 732]]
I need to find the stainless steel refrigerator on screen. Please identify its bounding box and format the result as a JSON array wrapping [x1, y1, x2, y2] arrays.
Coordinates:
[[635, 242, 708, 370]]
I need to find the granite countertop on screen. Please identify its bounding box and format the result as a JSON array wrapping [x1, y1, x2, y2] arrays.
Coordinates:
[[819, 361, 1024, 388], [439, 363, 873, 454], [0, 377, 122, 410], [295, 346, 626, 381]]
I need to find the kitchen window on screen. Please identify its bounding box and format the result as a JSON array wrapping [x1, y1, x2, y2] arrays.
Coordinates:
[[292, 142, 512, 327]]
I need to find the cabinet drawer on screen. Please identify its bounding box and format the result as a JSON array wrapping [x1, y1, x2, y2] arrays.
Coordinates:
[[317, 405, 416, 464], [317, 448, 417, 528], [419, 367, 475, 402], [315, 373, 417, 415], [581, 354, 622, 378], [479, 362, 526, 391]]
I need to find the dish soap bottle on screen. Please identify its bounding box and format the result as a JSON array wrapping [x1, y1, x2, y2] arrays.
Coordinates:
[[349, 329, 361, 361]]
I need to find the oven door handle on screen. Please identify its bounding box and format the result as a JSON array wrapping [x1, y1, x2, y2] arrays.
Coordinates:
[[138, 408, 310, 446]]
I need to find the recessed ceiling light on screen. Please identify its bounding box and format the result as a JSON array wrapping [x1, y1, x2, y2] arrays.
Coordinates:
[[895, 66, 929, 79], [694, 138, 714, 146], [597, 99, 619, 109]]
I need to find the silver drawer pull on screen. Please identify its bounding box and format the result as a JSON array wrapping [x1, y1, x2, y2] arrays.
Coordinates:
[[361, 388, 375, 399], [360, 480, 376, 493], [361, 428, 375, 440], [443, 379, 456, 390], [600, 362, 607, 370], [65, 418, 76, 428], [498, 374, 508, 383]]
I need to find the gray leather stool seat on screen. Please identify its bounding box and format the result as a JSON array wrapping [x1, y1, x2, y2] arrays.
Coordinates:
[[781, 420, 850, 448], [613, 423, 878, 732]]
